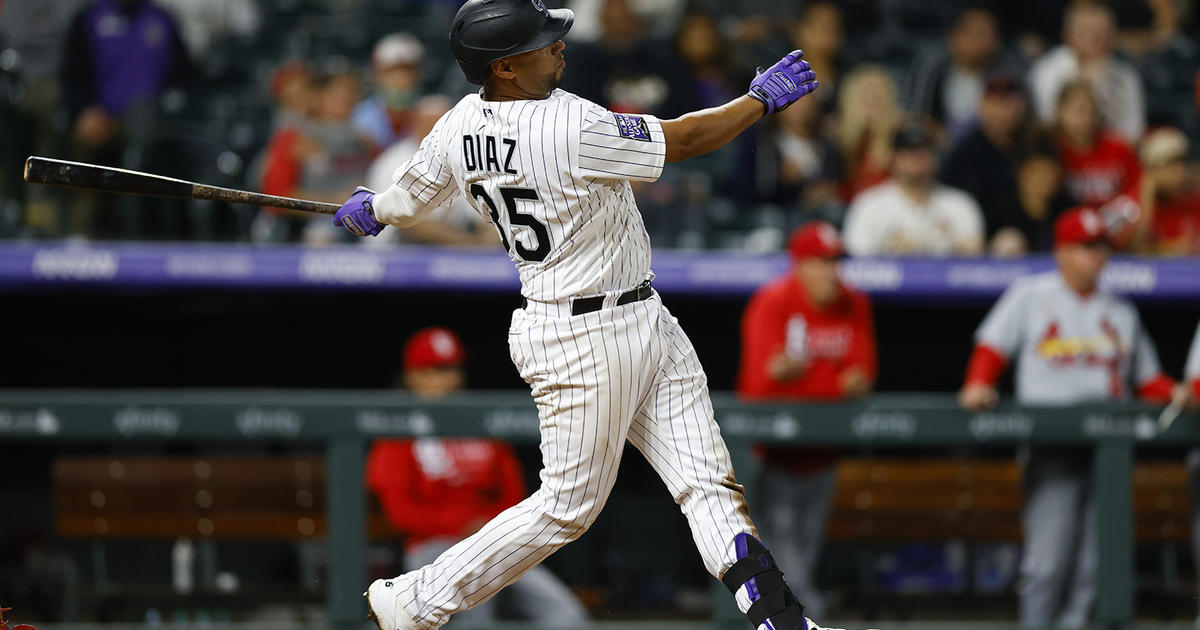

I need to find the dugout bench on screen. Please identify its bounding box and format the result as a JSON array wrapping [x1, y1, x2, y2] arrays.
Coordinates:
[[4, 390, 1198, 630]]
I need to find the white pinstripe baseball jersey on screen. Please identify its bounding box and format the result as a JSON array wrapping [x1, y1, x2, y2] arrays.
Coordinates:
[[378, 89, 664, 302], [366, 89, 767, 630]]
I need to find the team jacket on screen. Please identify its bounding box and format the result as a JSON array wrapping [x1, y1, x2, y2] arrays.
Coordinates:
[[737, 275, 877, 400], [366, 438, 527, 550]]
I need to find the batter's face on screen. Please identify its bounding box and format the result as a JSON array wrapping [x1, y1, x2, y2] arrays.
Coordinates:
[[489, 40, 566, 99], [1056, 241, 1110, 291]]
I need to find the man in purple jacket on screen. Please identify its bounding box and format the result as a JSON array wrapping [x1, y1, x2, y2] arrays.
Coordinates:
[[60, 0, 191, 237]]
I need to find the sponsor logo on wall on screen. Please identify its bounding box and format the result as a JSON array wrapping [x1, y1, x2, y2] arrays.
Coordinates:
[[31, 248, 118, 280]]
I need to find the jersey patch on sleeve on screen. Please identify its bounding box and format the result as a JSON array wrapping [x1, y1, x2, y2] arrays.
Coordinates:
[[613, 113, 651, 142]]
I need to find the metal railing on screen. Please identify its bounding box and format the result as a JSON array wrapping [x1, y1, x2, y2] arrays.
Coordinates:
[[4, 390, 1197, 630]]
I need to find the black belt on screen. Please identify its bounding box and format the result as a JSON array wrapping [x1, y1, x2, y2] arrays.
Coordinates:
[[522, 279, 653, 316]]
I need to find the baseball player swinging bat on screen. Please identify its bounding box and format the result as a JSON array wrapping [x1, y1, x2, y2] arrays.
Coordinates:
[[22, 156, 340, 214]]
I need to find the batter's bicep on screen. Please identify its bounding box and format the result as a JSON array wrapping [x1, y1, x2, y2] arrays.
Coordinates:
[[575, 106, 666, 182], [394, 117, 456, 205], [376, 121, 461, 227], [975, 284, 1027, 357]]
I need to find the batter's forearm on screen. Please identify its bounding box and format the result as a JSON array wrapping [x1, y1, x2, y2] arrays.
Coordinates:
[[661, 96, 764, 163]]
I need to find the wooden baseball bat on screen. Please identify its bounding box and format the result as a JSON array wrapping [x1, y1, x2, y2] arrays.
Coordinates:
[[23, 156, 341, 215]]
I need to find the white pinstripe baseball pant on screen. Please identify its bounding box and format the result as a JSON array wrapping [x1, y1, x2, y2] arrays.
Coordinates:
[[387, 291, 758, 629]]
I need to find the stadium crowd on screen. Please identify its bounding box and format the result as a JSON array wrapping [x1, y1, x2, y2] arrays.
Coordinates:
[[0, 0, 1198, 253]]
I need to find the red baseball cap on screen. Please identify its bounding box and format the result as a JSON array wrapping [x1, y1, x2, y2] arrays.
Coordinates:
[[403, 327, 465, 371], [788, 222, 843, 260], [1054, 206, 1108, 247]]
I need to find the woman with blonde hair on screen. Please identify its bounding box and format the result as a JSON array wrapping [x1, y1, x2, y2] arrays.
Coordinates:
[[836, 65, 903, 202]]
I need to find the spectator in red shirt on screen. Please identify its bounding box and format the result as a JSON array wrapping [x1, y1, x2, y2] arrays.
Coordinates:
[[736, 222, 877, 618], [1135, 127, 1200, 255], [255, 69, 375, 244], [1052, 78, 1141, 248], [366, 327, 588, 627]]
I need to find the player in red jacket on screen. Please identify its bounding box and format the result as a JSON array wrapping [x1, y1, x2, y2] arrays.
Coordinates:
[[366, 327, 588, 627], [736, 222, 877, 618]]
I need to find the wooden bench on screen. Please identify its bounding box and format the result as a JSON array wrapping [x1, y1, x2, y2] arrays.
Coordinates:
[[826, 457, 1193, 544], [55, 454, 1192, 545], [53, 455, 399, 540]]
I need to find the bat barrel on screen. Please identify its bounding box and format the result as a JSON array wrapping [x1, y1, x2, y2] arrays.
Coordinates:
[[24, 156, 195, 198], [23, 156, 342, 215]]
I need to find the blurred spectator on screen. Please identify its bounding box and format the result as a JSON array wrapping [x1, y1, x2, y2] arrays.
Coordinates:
[[1030, 4, 1145, 143], [1111, 0, 1183, 60], [154, 0, 260, 58], [1134, 127, 1200, 254], [365, 95, 495, 248], [958, 206, 1175, 628], [757, 94, 842, 222], [686, 0, 792, 59], [257, 70, 374, 244], [737, 222, 876, 620], [1004, 147, 1073, 254], [565, 0, 686, 42], [787, 1, 845, 112], [835, 65, 902, 201], [674, 11, 739, 110], [60, 0, 192, 238], [267, 59, 315, 130], [904, 6, 1020, 142], [0, 0, 85, 235], [353, 33, 426, 150], [62, 0, 190, 152], [560, 0, 690, 117], [365, 327, 589, 627], [990, 0, 1070, 61], [1051, 79, 1141, 244], [842, 123, 985, 256], [941, 74, 1035, 253]]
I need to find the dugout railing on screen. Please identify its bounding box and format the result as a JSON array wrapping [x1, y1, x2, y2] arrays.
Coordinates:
[[3, 390, 1197, 630]]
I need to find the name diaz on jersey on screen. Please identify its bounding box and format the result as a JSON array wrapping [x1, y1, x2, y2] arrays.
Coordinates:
[[462, 133, 518, 175]]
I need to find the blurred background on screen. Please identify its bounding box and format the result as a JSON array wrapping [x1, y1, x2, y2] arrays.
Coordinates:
[[2, 0, 1200, 628]]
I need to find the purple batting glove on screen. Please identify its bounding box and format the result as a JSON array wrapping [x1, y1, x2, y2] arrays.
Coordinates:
[[747, 50, 819, 115], [333, 186, 385, 237]]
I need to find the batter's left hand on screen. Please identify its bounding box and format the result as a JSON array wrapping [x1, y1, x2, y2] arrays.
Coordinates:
[[334, 186, 385, 236], [748, 50, 818, 115]]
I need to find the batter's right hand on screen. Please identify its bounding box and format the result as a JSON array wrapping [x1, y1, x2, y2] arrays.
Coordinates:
[[747, 50, 818, 115], [334, 186, 385, 236], [958, 383, 999, 412]]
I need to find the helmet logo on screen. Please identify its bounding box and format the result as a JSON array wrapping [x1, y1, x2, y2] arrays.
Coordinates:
[[531, 0, 546, 12]]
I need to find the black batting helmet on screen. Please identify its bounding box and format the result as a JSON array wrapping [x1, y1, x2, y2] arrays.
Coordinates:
[[449, 0, 574, 85]]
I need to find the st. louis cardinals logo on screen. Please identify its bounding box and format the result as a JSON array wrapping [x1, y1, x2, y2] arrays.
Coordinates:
[[1036, 320, 1127, 396], [1, 606, 38, 630]]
